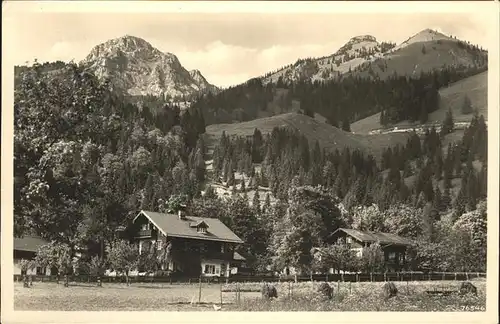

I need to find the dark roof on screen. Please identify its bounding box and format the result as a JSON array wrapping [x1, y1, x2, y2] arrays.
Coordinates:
[[135, 210, 244, 244], [14, 236, 49, 253], [332, 228, 413, 246]]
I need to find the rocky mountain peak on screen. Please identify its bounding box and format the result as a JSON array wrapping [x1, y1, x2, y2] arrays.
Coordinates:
[[81, 35, 217, 100], [348, 35, 378, 44]]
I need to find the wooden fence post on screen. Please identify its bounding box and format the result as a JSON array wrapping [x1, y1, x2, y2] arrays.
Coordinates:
[[341, 272, 344, 282], [384, 272, 387, 282], [454, 273, 457, 281], [442, 272, 445, 281], [198, 276, 202, 304], [337, 280, 340, 293], [410, 272, 413, 282], [220, 283, 223, 307], [370, 273, 373, 282]]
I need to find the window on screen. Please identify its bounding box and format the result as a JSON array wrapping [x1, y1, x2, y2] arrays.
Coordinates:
[[197, 227, 207, 234], [388, 252, 396, 261], [220, 244, 225, 253], [141, 223, 150, 231], [143, 241, 151, 252], [204, 264, 216, 274], [346, 237, 352, 244]]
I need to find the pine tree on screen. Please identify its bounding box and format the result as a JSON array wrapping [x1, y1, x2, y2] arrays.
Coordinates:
[[141, 175, 154, 210], [240, 176, 246, 192], [262, 193, 271, 214], [379, 110, 386, 126], [433, 186, 443, 212], [461, 95, 473, 114], [441, 108, 454, 135], [252, 187, 261, 214], [341, 116, 351, 132], [204, 185, 217, 200], [228, 171, 236, 187], [441, 187, 452, 212]]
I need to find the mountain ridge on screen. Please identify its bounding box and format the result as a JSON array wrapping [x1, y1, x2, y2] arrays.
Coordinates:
[[260, 28, 486, 85]]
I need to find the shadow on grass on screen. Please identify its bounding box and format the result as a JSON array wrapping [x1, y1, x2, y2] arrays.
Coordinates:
[[134, 285, 175, 289]]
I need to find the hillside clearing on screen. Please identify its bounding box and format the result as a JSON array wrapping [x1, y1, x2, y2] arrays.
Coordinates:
[[205, 112, 409, 160], [351, 71, 487, 134]]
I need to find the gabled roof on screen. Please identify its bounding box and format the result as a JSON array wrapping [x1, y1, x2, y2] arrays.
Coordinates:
[[190, 220, 209, 228], [14, 236, 49, 253], [134, 210, 244, 244], [331, 228, 413, 246], [233, 251, 246, 261]]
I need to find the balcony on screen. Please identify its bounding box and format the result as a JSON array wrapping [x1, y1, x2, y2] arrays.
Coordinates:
[[136, 229, 152, 238]]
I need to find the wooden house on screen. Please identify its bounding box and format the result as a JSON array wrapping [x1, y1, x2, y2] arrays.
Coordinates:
[[131, 209, 245, 277], [328, 228, 413, 272], [14, 236, 52, 275]]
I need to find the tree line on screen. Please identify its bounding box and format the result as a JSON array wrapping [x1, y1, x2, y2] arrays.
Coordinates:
[[191, 63, 486, 130]]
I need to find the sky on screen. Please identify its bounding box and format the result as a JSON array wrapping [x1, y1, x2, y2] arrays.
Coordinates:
[[7, 9, 492, 88]]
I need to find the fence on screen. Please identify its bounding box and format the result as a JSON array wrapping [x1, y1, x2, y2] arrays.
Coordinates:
[[14, 271, 486, 285], [14, 272, 486, 306]]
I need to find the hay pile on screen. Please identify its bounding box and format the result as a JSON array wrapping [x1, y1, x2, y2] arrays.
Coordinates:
[[459, 281, 477, 296], [317, 282, 333, 299], [382, 282, 398, 299], [261, 284, 278, 300]]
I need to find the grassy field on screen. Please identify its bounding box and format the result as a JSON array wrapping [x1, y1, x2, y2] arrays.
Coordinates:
[[14, 279, 485, 312]]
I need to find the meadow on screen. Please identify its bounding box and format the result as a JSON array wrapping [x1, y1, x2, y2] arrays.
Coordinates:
[[14, 279, 486, 312]]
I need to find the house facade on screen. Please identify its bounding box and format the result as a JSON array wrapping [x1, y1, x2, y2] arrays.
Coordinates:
[[328, 228, 413, 272], [131, 209, 245, 277], [14, 236, 52, 275]]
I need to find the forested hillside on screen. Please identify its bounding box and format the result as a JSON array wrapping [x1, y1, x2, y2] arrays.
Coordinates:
[[191, 64, 486, 129]]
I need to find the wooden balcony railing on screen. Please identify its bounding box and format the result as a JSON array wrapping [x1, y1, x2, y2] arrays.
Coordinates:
[[136, 229, 152, 238]]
